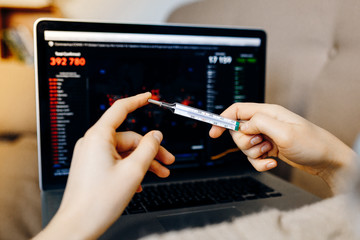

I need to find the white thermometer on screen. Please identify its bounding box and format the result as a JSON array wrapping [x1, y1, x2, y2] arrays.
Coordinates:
[[148, 99, 243, 131]]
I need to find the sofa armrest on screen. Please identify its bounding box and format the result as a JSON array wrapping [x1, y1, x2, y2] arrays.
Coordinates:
[[0, 134, 41, 239]]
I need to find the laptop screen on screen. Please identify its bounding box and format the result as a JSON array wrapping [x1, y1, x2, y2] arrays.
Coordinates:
[[35, 19, 266, 190]]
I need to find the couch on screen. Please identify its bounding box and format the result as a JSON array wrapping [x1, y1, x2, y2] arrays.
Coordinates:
[[2, 0, 360, 239], [167, 0, 360, 198], [0, 61, 40, 239]]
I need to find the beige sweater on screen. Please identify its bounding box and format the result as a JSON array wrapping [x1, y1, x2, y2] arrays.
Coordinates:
[[142, 195, 355, 240], [142, 154, 360, 240], [142, 143, 360, 240]]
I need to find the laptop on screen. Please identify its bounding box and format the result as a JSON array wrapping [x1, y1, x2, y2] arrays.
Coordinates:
[[34, 18, 319, 239]]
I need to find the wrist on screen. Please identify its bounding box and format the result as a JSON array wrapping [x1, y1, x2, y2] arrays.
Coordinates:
[[318, 133, 356, 189], [33, 207, 100, 240]]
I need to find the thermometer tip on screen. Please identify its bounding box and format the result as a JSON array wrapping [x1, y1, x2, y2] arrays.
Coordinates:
[[148, 99, 162, 106]]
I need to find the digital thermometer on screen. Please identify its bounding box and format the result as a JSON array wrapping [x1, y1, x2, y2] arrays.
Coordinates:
[[148, 99, 243, 131]]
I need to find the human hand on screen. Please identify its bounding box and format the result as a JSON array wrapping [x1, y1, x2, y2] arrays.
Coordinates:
[[35, 92, 175, 240], [209, 103, 355, 187]]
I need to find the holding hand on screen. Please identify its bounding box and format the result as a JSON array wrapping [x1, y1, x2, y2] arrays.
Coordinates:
[[209, 103, 355, 188], [35, 92, 175, 240]]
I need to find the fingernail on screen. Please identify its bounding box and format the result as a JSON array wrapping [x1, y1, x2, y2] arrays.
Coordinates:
[[145, 92, 152, 98], [163, 168, 170, 178], [250, 136, 261, 145], [261, 143, 271, 153], [153, 131, 162, 143], [240, 122, 248, 131], [266, 161, 276, 170]]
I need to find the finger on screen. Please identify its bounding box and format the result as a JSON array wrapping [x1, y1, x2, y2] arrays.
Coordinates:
[[120, 130, 163, 174], [149, 160, 170, 178], [136, 185, 143, 193], [155, 146, 175, 166], [209, 125, 227, 138], [115, 131, 142, 152], [248, 157, 278, 172], [242, 141, 272, 159], [209, 103, 279, 138], [95, 92, 151, 130], [240, 112, 291, 145], [115, 131, 175, 165], [119, 147, 175, 166], [219, 103, 286, 122], [229, 130, 263, 150]]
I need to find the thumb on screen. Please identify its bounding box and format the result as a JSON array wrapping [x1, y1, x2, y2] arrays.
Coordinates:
[[122, 131, 163, 174]]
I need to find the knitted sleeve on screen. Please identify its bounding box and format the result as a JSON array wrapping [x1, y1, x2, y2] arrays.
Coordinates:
[[141, 195, 355, 240]]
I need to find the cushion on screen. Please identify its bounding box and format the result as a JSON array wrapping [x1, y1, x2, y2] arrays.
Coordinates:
[[0, 61, 36, 134], [167, 0, 360, 146]]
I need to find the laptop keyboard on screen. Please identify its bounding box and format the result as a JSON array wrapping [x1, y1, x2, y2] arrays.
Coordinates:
[[123, 176, 282, 215]]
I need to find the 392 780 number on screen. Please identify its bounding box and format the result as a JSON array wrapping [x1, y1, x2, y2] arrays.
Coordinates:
[[50, 57, 86, 66]]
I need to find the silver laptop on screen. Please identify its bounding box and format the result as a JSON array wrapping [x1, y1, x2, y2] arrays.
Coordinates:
[[34, 18, 319, 239]]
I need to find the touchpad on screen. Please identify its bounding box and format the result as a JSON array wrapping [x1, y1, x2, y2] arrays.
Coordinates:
[[157, 207, 242, 231]]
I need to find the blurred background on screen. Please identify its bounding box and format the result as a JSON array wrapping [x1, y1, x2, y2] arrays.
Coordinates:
[[55, 0, 199, 23], [0, 0, 199, 63], [3, 0, 360, 238]]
